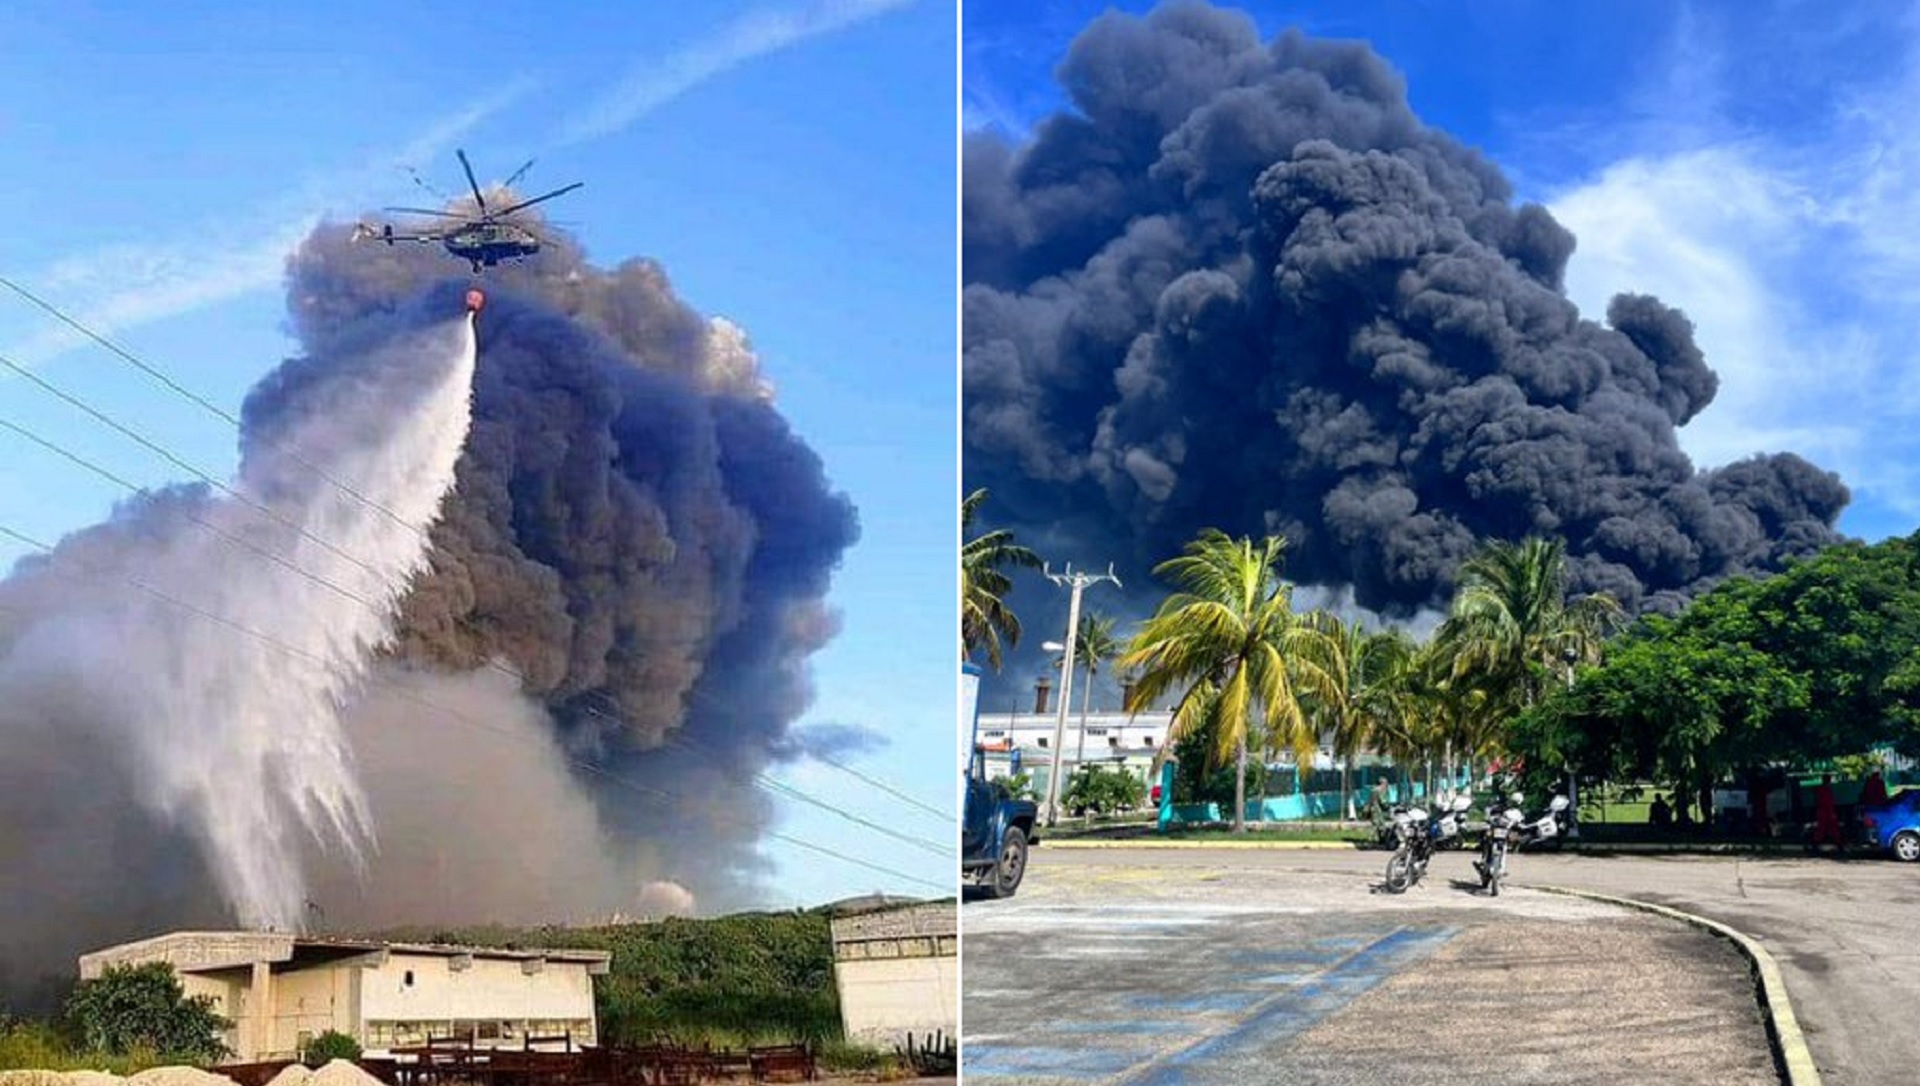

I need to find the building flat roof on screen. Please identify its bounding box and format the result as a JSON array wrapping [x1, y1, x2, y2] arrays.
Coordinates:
[[80, 931, 611, 978]]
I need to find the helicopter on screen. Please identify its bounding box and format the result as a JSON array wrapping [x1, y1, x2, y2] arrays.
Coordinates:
[[353, 150, 582, 274]]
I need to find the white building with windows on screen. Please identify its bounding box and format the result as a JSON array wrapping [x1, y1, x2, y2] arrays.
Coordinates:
[[80, 930, 609, 1061], [973, 675, 1342, 802]]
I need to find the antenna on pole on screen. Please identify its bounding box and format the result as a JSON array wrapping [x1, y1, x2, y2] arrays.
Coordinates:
[[1039, 562, 1121, 827]]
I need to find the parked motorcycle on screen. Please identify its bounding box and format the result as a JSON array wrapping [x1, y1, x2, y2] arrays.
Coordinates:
[[1474, 793, 1528, 895], [1517, 794, 1573, 849], [1383, 806, 1431, 892], [1383, 792, 1473, 892], [1430, 789, 1473, 850]]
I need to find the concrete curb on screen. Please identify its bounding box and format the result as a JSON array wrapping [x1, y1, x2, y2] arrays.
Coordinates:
[[1531, 885, 1821, 1086], [1041, 838, 1363, 850]]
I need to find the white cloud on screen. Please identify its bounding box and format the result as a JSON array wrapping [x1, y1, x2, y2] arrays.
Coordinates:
[[1542, 16, 1920, 526], [560, 0, 917, 144], [2, 81, 533, 368]]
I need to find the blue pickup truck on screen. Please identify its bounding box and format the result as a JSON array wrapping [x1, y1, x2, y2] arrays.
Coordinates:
[[961, 664, 1038, 898]]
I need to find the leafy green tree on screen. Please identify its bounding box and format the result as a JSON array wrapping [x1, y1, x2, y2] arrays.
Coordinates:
[[64, 963, 229, 1064], [1170, 726, 1270, 807], [1120, 530, 1335, 832], [1003, 771, 1036, 801], [961, 488, 1041, 670], [1516, 533, 1920, 800]]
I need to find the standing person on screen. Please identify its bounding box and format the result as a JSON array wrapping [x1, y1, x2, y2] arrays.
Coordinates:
[[1750, 781, 1772, 839], [1648, 794, 1672, 832], [1364, 777, 1394, 844], [1862, 769, 1890, 809], [1811, 774, 1844, 850]]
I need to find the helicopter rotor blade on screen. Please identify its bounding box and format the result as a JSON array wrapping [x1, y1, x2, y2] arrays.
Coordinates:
[[503, 158, 537, 190], [494, 182, 584, 219], [381, 205, 483, 221], [456, 149, 488, 214]]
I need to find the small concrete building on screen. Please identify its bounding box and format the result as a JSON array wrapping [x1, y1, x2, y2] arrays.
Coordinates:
[[829, 901, 956, 1049], [80, 931, 610, 1061]]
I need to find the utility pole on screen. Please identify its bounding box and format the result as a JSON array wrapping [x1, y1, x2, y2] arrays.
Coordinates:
[[1564, 648, 1580, 840], [1042, 562, 1120, 826]]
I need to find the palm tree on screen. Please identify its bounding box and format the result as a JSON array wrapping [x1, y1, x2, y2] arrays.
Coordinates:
[[1436, 536, 1624, 717], [1434, 536, 1625, 803], [961, 488, 1041, 670], [1119, 530, 1335, 833], [1300, 616, 1416, 818], [1072, 612, 1120, 769]]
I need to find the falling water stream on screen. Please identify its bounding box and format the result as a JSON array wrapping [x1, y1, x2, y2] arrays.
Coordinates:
[[0, 313, 477, 928]]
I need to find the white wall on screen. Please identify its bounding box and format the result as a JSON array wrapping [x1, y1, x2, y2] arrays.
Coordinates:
[[834, 956, 957, 1047], [356, 954, 596, 1047]]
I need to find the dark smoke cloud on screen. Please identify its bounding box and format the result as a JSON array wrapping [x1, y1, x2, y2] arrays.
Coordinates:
[[964, 1, 1846, 627], [0, 206, 857, 1006], [274, 213, 859, 913]]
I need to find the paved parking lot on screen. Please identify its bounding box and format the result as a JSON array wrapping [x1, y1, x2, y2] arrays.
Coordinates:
[[963, 849, 1777, 1085]]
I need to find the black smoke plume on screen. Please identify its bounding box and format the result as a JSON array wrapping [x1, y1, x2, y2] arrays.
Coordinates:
[[964, 1, 1846, 630], [0, 208, 857, 1007], [278, 217, 860, 910]]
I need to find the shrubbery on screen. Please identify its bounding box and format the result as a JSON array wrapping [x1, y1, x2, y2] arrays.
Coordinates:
[[1063, 766, 1145, 816], [303, 1030, 362, 1067], [59, 963, 228, 1066], [386, 911, 840, 1047]]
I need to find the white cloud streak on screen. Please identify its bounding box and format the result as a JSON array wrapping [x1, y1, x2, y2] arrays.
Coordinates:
[[560, 0, 916, 144], [1, 79, 534, 369], [1544, 10, 1920, 528]]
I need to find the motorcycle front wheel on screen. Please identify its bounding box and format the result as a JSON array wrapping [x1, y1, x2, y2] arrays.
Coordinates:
[[1385, 848, 1414, 893]]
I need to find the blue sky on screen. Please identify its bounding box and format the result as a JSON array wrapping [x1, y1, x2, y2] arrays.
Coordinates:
[[966, 0, 1920, 545], [0, 0, 955, 911]]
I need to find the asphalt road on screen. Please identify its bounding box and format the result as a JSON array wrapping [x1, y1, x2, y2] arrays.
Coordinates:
[[963, 848, 1777, 1085], [1513, 848, 1920, 1086]]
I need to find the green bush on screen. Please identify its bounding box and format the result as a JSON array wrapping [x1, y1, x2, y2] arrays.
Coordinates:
[[1063, 766, 1145, 816], [303, 1030, 362, 1067], [379, 911, 842, 1048], [63, 963, 229, 1065]]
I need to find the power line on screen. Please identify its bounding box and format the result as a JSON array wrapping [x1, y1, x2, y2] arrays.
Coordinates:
[[0, 411, 390, 616], [659, 730, 950, 856], [0, 280, 957, 860], [0, 520, 948, 895], [0, 350, 389, 582], [808, 751, 953, 822], [0, 272, 428, 539], [0, 407, 951, 857]]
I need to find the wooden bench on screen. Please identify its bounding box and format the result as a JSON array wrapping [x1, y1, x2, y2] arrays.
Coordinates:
[[747, 1044, 814, 1083]]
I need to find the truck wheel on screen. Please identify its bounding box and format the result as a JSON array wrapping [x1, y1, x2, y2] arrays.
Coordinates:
[[1894, 831, 1920, 863], [987, 826, 1028, 899]]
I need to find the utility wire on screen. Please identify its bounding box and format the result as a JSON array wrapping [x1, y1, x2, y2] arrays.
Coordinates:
[[658, 730, 950, 856], [0, 410, 952, 866], [0, 272, 427, 538], [0, 520, 947, 894], [0, 281, 957, 844], [0, 412, 390, 615], [0, 350, 387, 581], [0, 414, 952, 878], [809, 751, 954, 822]]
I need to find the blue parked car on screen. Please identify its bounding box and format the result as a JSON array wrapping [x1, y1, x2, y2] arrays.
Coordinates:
[[1858, 790, 1920, 861]]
